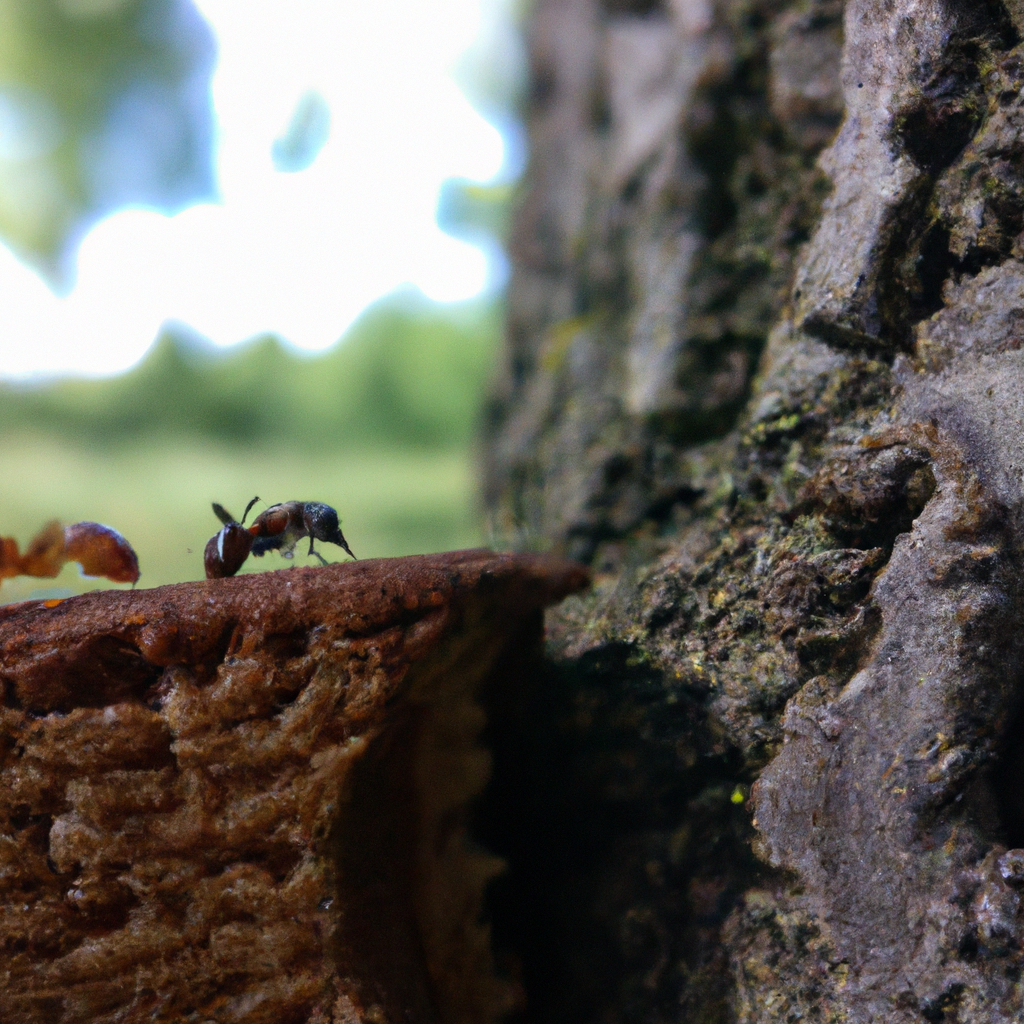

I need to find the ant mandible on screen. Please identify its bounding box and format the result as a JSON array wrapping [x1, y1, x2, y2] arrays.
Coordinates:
[[204, 498, 356, 579]]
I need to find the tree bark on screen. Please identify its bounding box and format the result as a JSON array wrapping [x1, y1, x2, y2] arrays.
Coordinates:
[[482, 0, 1024, 1020]]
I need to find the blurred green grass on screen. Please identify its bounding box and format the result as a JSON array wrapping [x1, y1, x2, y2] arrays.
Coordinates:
[[0, 290, 498, 604]]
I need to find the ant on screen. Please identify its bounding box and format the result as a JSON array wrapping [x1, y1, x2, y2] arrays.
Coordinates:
[[249, 501, 356, 565], [1, 521, 140, 586], [204, 498, 356, 579]]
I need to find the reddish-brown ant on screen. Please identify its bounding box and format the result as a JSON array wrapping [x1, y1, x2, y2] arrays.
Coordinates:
[[204, 498, 355, 579], [0, 521, 140, 586]]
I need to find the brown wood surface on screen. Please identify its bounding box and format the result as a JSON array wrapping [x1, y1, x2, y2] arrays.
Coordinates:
[[0, 551, 587, 1024]]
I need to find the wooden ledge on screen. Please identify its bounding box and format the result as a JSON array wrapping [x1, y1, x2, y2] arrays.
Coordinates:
[[0, 550, 588, 1024]]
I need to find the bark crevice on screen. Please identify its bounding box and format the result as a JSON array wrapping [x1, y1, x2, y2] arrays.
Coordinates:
[[486, 0, 1024, 1018]]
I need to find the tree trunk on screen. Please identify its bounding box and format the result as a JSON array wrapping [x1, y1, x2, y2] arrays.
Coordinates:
[[482, 0, 1024, 1020]]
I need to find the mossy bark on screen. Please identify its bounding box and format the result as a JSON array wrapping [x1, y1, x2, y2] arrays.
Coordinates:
[[482, 1, 1024, 1020]]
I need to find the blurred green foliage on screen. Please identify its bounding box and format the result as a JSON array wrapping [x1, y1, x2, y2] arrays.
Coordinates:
[[0, 290, 500, 450], [272, 90, 331, 173], [436, 178, 514, 248], [0, 0, 214, 286], [0, 291, 502, 599], [0, 1, 521, 599]]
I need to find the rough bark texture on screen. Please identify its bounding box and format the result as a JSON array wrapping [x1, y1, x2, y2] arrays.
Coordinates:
[[0, 552, 587, 1024], [484, 0, 1024, 1021]]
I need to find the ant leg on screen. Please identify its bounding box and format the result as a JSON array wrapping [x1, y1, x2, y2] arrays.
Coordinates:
[[308, 538, 329, 567]]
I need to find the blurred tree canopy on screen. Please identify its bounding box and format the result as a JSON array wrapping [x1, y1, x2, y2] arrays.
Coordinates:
[[272, 90, 331, 174], [0, 0, 514, 459], [0, 0, 520, 586], [0, 0, 214, 289], [0, 291, 501, 451]]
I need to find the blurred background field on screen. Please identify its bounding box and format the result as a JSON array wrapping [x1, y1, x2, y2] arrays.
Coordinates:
[[0, 0, 521, 603], [0, 291, 500, 603]]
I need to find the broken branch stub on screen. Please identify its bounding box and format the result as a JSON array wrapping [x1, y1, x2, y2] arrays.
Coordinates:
[[0, 550, 588, 1024]]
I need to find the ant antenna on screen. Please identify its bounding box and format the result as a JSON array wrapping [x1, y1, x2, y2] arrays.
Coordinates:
[[241, 496, 260, 525]]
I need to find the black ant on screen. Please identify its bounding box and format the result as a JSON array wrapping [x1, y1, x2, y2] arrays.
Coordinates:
[[249, 501, 357, 565], [204, 498, 356, 579]]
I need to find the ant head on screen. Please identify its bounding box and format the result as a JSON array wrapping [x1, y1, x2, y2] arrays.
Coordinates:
[[303, 502, 343, 543]]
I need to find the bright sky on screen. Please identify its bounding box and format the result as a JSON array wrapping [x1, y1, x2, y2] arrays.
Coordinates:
[[0, 0, 509, 379]]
